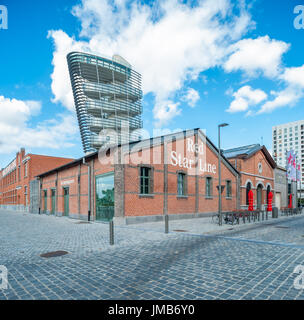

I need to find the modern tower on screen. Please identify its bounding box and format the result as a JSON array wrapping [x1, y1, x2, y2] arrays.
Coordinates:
[[272, 120, 304, 202], [67, 52, 143, 154]]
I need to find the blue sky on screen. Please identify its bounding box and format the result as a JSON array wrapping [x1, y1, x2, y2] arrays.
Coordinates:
[[0, 0, 303, 168]]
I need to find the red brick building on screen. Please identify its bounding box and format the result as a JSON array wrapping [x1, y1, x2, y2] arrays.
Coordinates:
[[0, 148, 74, 212], [223, 144, 276, 211], [37, 129, 239, 223]]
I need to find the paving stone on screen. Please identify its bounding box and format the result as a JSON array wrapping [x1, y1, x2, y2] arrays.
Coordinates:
[[1, 210, 304, 300]]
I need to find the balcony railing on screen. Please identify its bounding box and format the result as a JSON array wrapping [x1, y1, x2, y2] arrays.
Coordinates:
[[85, 99, 142, 116], [87, 117, 143, 130], [83, 82, 142, 101]]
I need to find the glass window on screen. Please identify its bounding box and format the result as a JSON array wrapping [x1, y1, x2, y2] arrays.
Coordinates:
[[140, 167, 151, 194], [226, 180, 232, 198], [206, 177, 212, 197], [24, 162, 28, 177], [177, 173, 186, 196], [96, 173, 114, 207]]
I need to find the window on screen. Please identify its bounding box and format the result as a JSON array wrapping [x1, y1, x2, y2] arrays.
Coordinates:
[[226, 180, 232, 198], [24, 162, 28, 177], [177, 173, 186, 196], [206, 177, 212, 197], [140, 167, 152, 195]]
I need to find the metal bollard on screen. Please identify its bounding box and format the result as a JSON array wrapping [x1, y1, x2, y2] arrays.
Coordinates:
[[165, 214, 169, 234], [109, 220, 114, 245], [266, 211, 268, 220]]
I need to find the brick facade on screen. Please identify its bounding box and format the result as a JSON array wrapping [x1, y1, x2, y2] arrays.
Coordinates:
[[226, 147, 275, 210], [37, 129, 239, 223], [0, 148, 74, 211]]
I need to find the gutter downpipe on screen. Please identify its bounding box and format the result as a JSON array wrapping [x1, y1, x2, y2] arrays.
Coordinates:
[[83, 157, 91, 222]]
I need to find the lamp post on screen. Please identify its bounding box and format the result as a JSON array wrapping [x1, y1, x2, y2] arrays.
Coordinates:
[[218, 123, 229, 226]]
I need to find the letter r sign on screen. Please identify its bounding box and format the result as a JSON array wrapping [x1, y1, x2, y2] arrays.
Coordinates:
[[0, 265, 8, 289]]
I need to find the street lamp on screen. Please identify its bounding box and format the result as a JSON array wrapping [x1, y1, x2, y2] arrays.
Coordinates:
[[218, 123, 229, 226]]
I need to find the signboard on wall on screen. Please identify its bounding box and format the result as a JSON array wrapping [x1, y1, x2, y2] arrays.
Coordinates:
[[170, 138, 217, 174], [2, 159, 16, 177]]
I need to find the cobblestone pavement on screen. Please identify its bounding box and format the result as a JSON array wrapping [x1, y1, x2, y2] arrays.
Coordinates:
[[0, 210, 304, 300]]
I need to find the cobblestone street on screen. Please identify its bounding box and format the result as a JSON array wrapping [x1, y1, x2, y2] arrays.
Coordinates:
[[1, 210, 304, 300]]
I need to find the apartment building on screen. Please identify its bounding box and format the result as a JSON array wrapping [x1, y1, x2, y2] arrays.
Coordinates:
[[272, 120, 304, 203]]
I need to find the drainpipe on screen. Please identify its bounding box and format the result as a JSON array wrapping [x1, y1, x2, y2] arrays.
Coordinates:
[[82, 157, 91, 222]]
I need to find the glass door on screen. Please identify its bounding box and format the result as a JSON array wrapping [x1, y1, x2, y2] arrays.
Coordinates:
[[95, 172, 114, 222], [63, 188, 69, 217], [51, 189, 56, 215]]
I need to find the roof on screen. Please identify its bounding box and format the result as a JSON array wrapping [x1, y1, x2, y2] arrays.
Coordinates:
[[36, 128, 239, 178], [223, 144, 276, 169], [223, 144, 261, 159]]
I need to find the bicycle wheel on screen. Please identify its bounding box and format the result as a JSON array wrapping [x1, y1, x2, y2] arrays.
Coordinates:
[[212, 214, 220, 224]]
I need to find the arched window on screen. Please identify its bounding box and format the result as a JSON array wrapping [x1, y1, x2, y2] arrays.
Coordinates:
[[246, 182, 251, 205]]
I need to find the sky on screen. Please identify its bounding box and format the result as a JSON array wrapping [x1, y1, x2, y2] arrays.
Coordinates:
[[0, 0, 303, 168]]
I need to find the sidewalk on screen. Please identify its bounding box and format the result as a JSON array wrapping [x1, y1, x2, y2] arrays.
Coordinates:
[[119, 211, 304, 236]]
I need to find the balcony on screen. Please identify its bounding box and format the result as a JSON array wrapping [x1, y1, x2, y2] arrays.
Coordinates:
[[83, 82, 142, 102], [85, 99, 142, 116], [90, 132, 141, 148], [87, 117, 143, 132]]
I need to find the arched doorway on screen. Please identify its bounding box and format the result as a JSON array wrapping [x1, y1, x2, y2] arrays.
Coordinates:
[[266, 185, 271, 206], [246, 182, 252, 206], [257, 184, 263, 210], [246, 182, 251, 206]]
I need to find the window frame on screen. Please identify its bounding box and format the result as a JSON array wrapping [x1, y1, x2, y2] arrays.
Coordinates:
[[226, 180, 232, 199], [177, 171, 187, 197], [205, 176, 213, 198], [139, 165, 154, 196]]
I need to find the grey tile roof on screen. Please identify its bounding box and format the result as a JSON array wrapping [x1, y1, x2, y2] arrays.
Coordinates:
[[223, 144, 261, 159]]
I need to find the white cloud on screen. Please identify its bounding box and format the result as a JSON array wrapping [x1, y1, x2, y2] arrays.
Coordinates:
[[224, 35, 289, 78], [257, 88, 302, 114], [153, 100, 181, 127], [281, 65, 304, 88], [0, 96, 78, 154], [48, 0, 253, 125], [182, 88, 200, 108], [256, 64, 304, 114], [226, 85, 267, 113]]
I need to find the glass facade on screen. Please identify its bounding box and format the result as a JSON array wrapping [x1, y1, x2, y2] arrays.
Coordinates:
[[67, 52, 143, 153]]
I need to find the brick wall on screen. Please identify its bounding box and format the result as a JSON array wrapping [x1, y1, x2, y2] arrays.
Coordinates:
[[0, 148, 73, 212]]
